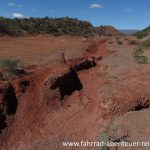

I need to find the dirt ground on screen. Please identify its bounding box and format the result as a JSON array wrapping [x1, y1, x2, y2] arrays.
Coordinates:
[[0, 35, 150, 150], [0, 35, 93, 66]]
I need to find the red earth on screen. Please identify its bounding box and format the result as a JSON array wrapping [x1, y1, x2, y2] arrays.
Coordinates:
[[0, 35, 150, 150]]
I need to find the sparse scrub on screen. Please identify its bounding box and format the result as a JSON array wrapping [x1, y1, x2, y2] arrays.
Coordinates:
[[135, 55, 148, 64], [96, 121, 130, 150], [97, 131, 110, 150], [133, 39, 150, 64], [128, 40, 138, 45], [133, 26, 150, 39], [117, 40, 122, 45], [0, 59, 20, 70], [133, 47, 144, 57], [142, 39, 150, 49], [133, 47, 148, 64], [0, 58, 24, 79], [116, 37, 122, 45], [133, 31, 148, 39], [116, 37, 119, 40]]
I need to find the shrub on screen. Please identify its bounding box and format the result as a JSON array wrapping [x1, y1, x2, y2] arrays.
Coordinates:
[[116, 37, 122, 45], [142, 39, 150, 49], [117, 40, 122, 45], [134, 31, 148, 39], [135, 56, 148, 64], [0, 59, 23, 79], [133, 47, 144, 57], [128, 40, 138, 45], [99, 132, 110, 150], [133, 47, 148, 64], [0, 59, 20, 70]]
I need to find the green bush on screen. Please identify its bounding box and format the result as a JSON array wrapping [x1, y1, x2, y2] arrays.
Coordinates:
[[134, 31, 148, 39], [0, 59, 20, 70], [133, 47, 144, 57], [99, 132, 110, 150], [133, 47, 148, 64], [135, 55, 148, 64], [0, 59, 22, 79], [142, 39, 150, 49]]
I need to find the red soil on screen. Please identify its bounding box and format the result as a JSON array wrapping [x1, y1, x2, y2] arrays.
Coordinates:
[[0, 35, 150, 150]]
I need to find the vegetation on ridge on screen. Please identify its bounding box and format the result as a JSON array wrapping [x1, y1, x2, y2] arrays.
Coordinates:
[[0, 17, 95, 37], [0, 17, 121, 37], [133, 26, 150, 39]]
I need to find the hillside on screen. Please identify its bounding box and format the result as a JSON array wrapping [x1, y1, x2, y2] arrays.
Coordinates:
[[133, 26, 150, 39], [94, 25, 122, 36], [0, 17, 95, 37], [0, 17, 122, 37]]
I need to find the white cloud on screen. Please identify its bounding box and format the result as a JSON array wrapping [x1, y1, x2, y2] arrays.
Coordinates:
[[8, 2, 15, 6], [12, 13, 25, 18], [124, 8, 132, 12], [89, 3, 104, 9], [8, 2, 23, 8]]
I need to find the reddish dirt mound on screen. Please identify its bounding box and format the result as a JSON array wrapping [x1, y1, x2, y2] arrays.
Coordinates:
[[94, 26, 122, 36]]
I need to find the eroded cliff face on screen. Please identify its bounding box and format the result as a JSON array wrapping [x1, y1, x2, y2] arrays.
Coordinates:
[[0, 37, 150, 150]]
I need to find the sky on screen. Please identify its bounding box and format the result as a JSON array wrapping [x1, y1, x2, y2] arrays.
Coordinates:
[[0, 0, 150, 29]]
